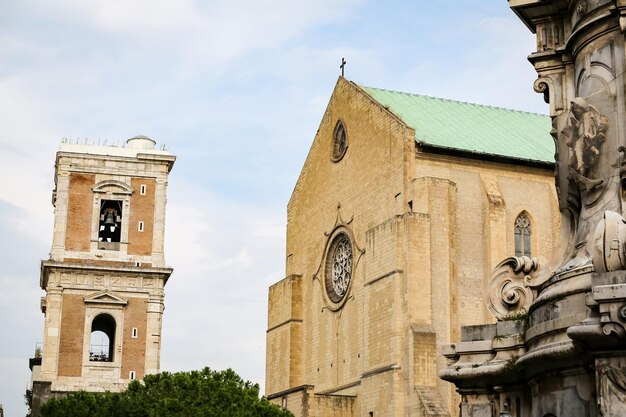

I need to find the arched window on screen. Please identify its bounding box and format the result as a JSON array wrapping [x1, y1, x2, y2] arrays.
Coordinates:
[[514, 212, 532, 257], [98, 200, 122, 244], [90, 314, 116, 362], [331, 120, 348, 162]]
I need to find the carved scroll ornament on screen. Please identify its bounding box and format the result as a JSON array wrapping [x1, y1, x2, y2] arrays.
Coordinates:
[[533, 75, 564, 116], [485, 256, 537, 320]]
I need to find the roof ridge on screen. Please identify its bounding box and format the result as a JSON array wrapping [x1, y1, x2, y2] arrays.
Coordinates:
[[360, 84, 548, 117]]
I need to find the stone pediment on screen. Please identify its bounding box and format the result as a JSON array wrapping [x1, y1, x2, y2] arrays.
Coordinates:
[[83, 290, 128, 306], [92, 180, 133, 195]]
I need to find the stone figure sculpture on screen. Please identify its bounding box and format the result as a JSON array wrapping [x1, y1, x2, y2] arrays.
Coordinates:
[[565, 97, 608, 180], [440, 2, 626, 416]]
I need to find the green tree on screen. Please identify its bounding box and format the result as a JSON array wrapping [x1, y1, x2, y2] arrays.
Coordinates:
[[40, 368, 293, 417]]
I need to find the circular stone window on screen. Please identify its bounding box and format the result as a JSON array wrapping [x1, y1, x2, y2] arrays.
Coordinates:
[[324, 232, 353, 303], [331, 120, 348, 162]]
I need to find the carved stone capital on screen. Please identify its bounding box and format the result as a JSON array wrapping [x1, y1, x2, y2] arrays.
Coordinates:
[[485, 257, 537, 320], [568, 273, 626, 349], [593, 283, 626, 336]]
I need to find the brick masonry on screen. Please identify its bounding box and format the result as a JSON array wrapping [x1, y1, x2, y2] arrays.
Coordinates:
[[57, 294, 85, 377], [28, 140, 175, 416], [121, 298, 148, 379], [128, 178, 155, 256], [65, 173, 95, 252]]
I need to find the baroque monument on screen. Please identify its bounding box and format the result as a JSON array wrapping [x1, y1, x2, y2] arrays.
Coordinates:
[[441, 1, 626, 415], [26, 136, 176, 416], [265, 77, 560, 416]]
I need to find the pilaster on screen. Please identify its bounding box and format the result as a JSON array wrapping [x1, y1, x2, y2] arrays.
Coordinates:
[[40, 286, 62, 380], [50, 174, 69, 261]]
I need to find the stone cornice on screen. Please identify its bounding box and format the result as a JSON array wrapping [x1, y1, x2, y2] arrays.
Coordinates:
[[40, 260, 173, 289]]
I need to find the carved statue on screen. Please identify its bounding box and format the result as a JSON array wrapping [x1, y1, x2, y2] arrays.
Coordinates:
[[597, 365, 626, 416], [564, 97, 609, 179]]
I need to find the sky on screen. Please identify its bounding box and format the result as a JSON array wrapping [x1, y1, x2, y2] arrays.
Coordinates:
[[0, 1, 549, 416]]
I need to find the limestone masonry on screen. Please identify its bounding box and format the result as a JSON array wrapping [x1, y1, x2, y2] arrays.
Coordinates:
[[265, 77, 560, 416]]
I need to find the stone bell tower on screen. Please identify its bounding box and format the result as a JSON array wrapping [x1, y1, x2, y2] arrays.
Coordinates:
[[27, 136, 175, 416], [441, 2, 626, 416]]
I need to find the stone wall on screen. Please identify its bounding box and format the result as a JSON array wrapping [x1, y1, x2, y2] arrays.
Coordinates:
[[269, 385, 357, 417], [266, 77, 559, 416]]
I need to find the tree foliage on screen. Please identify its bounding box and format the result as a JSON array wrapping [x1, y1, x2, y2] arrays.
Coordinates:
[[40, 367, 293, 417]]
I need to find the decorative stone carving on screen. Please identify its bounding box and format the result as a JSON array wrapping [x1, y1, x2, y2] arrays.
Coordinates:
[[313, 203, 364, 312], [484, 256, 537, 320], [325, 231, 353, 303], [592, 279, 626, 338], [592, 211, 626, 272], [563, 97, 608, 181], [619, 1, 626, 32], [534, 75, 565, 115], [443, 2, 626, 416], [598, 365, 626, 416], [551, 93, 614, 272], [83, 290, 128, 306]]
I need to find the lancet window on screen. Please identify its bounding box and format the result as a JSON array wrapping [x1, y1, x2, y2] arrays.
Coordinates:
[[514, 212, 532, 257]]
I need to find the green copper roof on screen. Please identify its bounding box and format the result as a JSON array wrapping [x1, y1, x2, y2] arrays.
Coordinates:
[[361, 85, 554, 164]]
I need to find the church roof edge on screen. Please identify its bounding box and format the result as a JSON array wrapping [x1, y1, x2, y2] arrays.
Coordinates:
[[362, 85, 548, 117], [359, 84, 555, 165]]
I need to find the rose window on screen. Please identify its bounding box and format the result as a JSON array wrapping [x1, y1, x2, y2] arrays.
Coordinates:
[[325, 232, 353, 303]]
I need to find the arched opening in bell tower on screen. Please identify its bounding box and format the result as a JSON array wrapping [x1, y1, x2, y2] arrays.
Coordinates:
[[98, 200, 122, 245], [89, 314, 116, 362]]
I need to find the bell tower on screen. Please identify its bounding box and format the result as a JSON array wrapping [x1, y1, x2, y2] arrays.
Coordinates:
[[27, 136, 176, 416]]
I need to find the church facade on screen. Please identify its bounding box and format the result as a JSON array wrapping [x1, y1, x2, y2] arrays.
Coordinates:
[[26, 136, 175, 416], [265, 77, 559, 416]]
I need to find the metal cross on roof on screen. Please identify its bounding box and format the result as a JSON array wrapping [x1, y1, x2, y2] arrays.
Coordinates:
[[340, 58, 346, 77]]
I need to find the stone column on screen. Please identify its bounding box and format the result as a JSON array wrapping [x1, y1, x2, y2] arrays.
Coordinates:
[[441, 3, 626, 416]]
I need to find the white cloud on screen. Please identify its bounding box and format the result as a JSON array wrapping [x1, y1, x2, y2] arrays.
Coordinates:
[[23, 0, 362, 70]]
